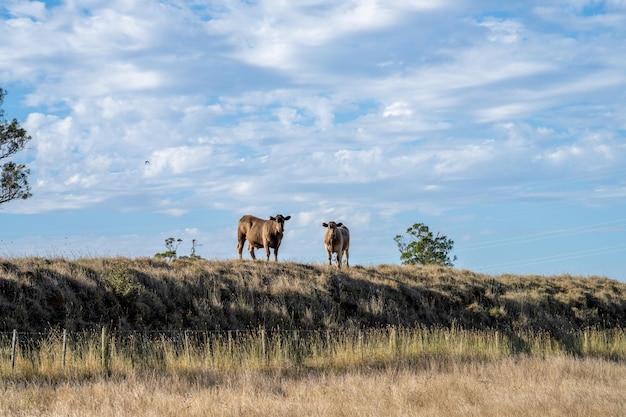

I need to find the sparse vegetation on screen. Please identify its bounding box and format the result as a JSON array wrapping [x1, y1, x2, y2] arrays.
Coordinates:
[[1, 257, 626, 415], [2, 258, 624, 334]]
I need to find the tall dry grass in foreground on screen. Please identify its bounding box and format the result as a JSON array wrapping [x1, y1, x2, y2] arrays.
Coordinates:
[[3, 326, 626, 382], [2, 327, 626, 416], [2, 356, 625, 417]]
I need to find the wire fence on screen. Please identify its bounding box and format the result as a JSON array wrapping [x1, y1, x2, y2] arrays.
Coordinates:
[[3, 326, 626, 378], [0, 326, 374, 374]]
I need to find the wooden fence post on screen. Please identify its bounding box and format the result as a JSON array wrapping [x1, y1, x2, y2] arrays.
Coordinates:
[[260, 327, 266, 362], [228, 330, 233, 358], [293, 329, 303, 367], [359, 329, 364, 363], [11, 329, 17, 373], [62, 329, 67, 369], [184, 330, 191, 366], [101, 326, 110, 374], [326, 329, 332, 359], [101, 327, 106, 368]]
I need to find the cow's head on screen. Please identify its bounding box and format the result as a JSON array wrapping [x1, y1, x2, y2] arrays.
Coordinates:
[[322, 221, 343, 239], [270, 214, 291, 233]]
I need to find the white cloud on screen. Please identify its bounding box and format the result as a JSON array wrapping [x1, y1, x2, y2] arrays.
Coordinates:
[[208, 0, 447, 71], [158, 208, 187, 217], [6, 1, 48, 20], [143, 146, 214, 177], [545, 144, 583, 163], [479, 17, 525, 44], [534, 3, 626, 30], [383, 101, 413, 117], [541, 132, 623, 169]]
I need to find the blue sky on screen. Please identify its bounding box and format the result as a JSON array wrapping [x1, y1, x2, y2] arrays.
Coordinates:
[[1, 0, 626, 280]]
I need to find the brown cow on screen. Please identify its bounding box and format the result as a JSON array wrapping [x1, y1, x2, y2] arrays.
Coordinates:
[[237, 214, 291, 261], [322, 221, 350, 268]]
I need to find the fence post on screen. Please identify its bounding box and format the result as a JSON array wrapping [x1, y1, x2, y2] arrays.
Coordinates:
[[293, 329, 302, 367], [326, 329, 332, 359], [359, 329, 364, 363], [62, 329, 67, 369], [101, 326, 110, 374], [260, 327, 266, 362], [184, 330, 191, 366], [273, 326, 280, 361], [101, 327, 105, 368], [495, 331, 499, 353], [389, 326, 397, 358], [11, 329, 17, 373], [228, 330, 233, 358]]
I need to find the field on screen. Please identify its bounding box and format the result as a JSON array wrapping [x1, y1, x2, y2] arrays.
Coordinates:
[[2, 327, 626, 416], [3, 356, 626, 417], [2, 257, 626, 415]]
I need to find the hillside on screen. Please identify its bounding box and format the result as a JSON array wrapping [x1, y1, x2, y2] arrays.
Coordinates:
[[1, 257, 625, 335]]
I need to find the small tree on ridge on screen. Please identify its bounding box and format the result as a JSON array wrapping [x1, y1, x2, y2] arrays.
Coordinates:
[[394, 222, 456, 267], [154, 237, 183, 262]]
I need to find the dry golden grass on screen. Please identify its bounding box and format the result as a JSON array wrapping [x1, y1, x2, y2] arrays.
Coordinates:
[[4, 326, 625, 382], [3, 257, 626, 335], [2, 356, 625, 417]]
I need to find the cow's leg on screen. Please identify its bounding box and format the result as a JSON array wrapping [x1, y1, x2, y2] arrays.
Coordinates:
[[264, 244, 272, 261], [248, 243, 256, 260], [327, 250, 332, 266], [237, 235, 245, 260], [344, 249, 349, 268], [336, 251, 343, 269]]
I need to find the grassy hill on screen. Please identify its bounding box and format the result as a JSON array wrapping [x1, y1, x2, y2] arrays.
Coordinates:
[[1, 257, 625, 335]]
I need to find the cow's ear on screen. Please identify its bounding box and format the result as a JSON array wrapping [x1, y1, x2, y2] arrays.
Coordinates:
[[322, 222, 328, 227], [337, 223, 343, 227], [284, 216, 291, 221], [270, 216, 276, 221]]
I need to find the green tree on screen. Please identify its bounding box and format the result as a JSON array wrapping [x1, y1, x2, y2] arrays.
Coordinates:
[[394, 223, 457, 266], [1, 88, 32, 205], [154, 237, 183, 262]]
